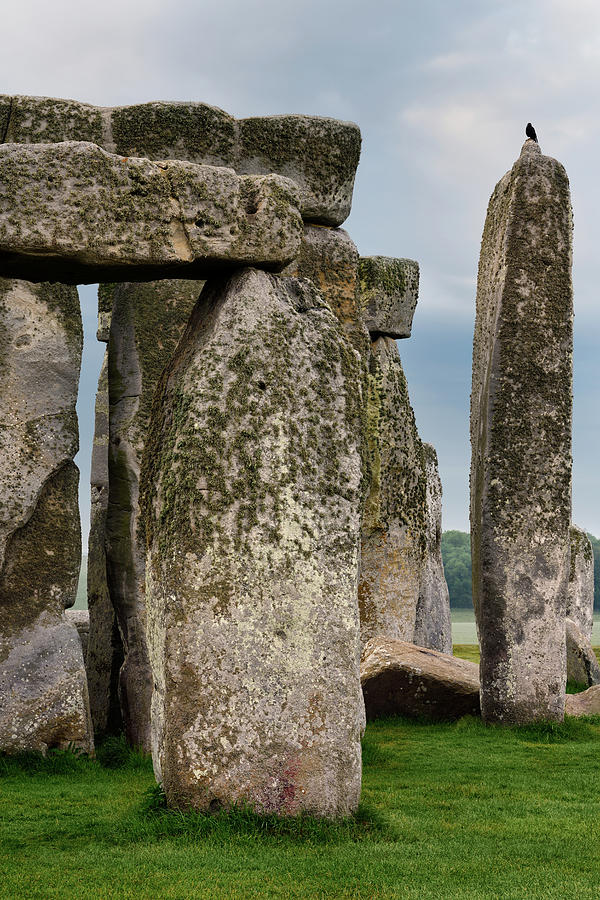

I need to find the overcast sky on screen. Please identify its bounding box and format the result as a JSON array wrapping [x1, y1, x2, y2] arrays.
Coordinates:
[[3, 0, 600, 539]]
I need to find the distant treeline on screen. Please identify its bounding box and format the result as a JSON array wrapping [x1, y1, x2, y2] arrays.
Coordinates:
[[441, 530, 600, 611]]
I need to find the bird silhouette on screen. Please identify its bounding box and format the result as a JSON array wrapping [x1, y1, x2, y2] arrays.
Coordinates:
[[525, 123, 538, 142]]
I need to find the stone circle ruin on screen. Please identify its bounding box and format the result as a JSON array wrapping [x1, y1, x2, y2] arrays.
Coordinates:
[[0, 94, 592, 817]]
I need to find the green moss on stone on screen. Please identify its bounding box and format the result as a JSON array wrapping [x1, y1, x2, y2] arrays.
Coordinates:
[[111, 103, 236, 164], [7, 95, 103, 144]]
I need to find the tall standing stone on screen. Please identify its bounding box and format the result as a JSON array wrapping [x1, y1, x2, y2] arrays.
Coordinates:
[[140, 268, 366, 815], [358, 336, 427, 649], [85, 347, 124, 739], [470, 140, 573, 724], [0, 279, 92, 752], [567, 525, 594, 641], [414, 444, 452, 653], [105, 279, 202, 749]]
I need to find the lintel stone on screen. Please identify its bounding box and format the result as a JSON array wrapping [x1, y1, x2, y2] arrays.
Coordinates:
[[358, 256, 419, 338], [0, 141, 303, 284]]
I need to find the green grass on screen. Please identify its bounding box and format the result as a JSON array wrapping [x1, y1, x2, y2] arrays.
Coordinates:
[[2, 720, 600, 899]]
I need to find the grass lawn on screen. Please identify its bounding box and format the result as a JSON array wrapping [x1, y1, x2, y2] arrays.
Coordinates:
[[2, 715, 600, 899]]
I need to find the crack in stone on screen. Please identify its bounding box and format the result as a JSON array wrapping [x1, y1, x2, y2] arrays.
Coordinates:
[[1, 96, 13, 144]]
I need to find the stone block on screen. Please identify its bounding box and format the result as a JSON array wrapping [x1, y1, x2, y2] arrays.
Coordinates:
[[359, 337, 427, 649], [361, 638, 480, 722], [358, 256, 419, 338], [566, 618, 600, 687], [0, 141, 303, 283], [413, 444, 452, 653], [104, 279, 202, 750], [140, 268, 366, 816], [0, 95, 361, 226], [567, 525, 594, 641], [470, 140, 573, 723]]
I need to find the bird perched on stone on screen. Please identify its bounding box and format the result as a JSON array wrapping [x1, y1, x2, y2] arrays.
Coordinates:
[[526, 122, 538, 142]]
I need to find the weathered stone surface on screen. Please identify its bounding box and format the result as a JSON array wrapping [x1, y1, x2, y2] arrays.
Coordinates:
[[470, 140, 573, 724], [141, 268, 366, 815], [105, 279, 202, 750], [0, 95, 360, 225], [0, 141, 303, 284], [567, 525, 594, 640], [0, 278, 92, 752], [85, 350, 123, 739], [566, 618, 600, 687], [414, 444, 452, 653], [565, 684, 600, 717], [66, 609, 90, 662], [96, 284, 114, 343], [358, 257, 419, 338], [0, 464, 93, 753], [237, 115, 360, 225], [361, 638, 480, 722], [281, 225, 369, 356], [359, 337, 427, 649]]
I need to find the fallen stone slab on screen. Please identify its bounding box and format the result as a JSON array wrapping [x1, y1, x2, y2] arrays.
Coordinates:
[[566, 618, 600, 687], [567, 526, 594, 640], [470, 139, 573, 724], [141, 267, 366, 816], [565, 685, 600, 717], [0, 141, 303, 283], [358, 257, 419, 338], [1, 95, 360, 225], [361, 637, 480, 722]]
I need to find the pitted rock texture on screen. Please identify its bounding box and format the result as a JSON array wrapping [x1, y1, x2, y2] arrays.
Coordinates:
[[359, 337, 427, 649], [0, 95, 360, 225], [567, 525, 594, 640], [0, 278, 91, 752], [358, 257, 419, 338], [105, 279, 202, 751], [361, 638, 480, 722], [0, 141, 303, 284], [96, 284, 114, 343], [85, 350, 123, 739], [470, 140, 573, 724], [282, 225, 369, 357], [414, 444, 452, 653], [0, 464, 93, 753], [140, 268, 366, 816], [565, 618, 600, 687]]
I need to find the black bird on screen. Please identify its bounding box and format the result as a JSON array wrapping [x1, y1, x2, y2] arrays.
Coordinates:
[[525, 122, 538, 142]]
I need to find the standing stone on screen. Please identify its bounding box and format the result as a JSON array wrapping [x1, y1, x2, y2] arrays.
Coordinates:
[[85, 348, 123, 739], [358, 337, 427, 649], [567, 525, 594, 641], [414, 444, 452, 653], [565, 618, 600, 687], [140, 268, 366, 816], [0, 279, 92, 752], [470, 140, 573, 724], [105, 279, 203, 750]]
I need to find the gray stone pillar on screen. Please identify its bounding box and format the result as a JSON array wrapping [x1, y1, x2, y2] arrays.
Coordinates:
[[140, 268, 366, 816], [414, 444, 452, 653], [85, 344, 124, 739], [567, 525, 594, 641], [105, 279, 202, 750], [470, 140, 573, 724], [0, 279, 92, 752]]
